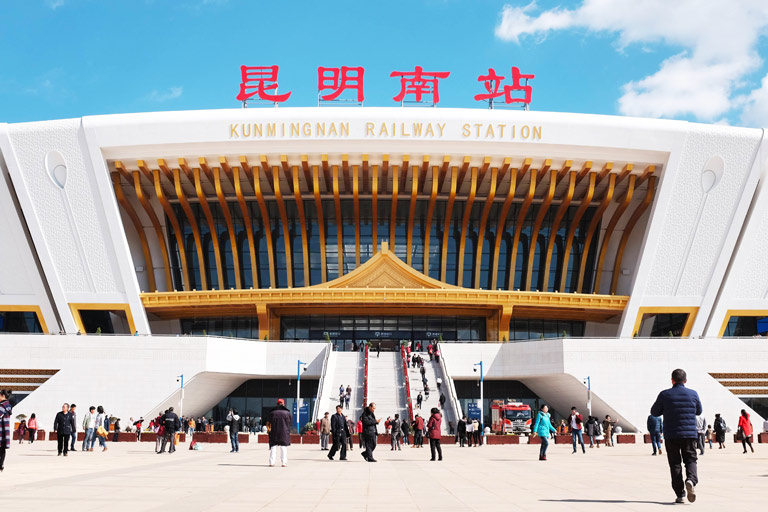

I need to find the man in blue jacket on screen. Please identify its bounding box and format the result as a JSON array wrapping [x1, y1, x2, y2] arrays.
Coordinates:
[[651, 368, 703, 504], [647, 414, 663, 456]]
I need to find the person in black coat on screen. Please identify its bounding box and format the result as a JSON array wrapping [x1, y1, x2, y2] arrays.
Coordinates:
[[327, 405, 350, 460], [457, 416, 467, 447], [361, 402, 381, 462], [267, 399, 292, 467], [159, 407, 181, 454], [53, 403, 76, 456]]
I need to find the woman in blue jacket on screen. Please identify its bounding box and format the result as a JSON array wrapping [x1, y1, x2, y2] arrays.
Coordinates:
[[532, 404, 557, 461]]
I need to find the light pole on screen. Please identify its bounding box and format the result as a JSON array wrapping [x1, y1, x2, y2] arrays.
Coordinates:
[[473, 361, 484, 445], [177, 374, 184, 419], [296, 360, 306, 434], [584, 376, 592, 417]]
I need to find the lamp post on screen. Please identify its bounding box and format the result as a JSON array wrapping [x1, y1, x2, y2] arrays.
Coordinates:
[[177, 374, 184, 419], [473, 361, 484, 445], [584, 376, 592, 417], [296, 360, 306, 434]]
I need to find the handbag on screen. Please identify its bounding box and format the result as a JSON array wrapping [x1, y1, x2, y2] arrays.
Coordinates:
[[97, 426, 108, 438], [736, 427, 744, 441]]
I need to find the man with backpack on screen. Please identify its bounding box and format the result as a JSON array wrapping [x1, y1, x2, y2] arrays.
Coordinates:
[[647, 414, 663, 455]]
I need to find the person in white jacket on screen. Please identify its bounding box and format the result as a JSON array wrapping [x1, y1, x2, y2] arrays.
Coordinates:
[[696, 415, 707, 455]]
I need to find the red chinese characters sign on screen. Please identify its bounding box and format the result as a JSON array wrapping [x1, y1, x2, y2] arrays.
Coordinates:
[[236, 65, 534, 106]]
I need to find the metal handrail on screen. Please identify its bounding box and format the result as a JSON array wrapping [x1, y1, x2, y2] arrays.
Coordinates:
[[401, 346, 414, 422], [311, 342, 332, 422], [436, 342, 463, 422]]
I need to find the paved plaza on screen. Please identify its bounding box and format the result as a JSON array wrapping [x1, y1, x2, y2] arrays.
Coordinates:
[[0, 438, 764, 511]]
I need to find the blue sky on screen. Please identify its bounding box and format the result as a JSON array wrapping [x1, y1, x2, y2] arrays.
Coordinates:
[[1, 0, 767, 126]]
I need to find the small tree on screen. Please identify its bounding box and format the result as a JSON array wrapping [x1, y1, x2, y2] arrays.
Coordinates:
[[96, 327, 102, 335]]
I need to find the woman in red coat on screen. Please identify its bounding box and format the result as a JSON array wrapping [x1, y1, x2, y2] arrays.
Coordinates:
[[738, 409, 754, 454], [427, 407, 442, 461]]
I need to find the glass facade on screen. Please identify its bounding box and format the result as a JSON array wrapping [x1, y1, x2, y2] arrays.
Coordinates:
[[0, 311, 42, 333], [281, 315, 486, 348], [637, 313, 689, 337], [509, 318, 585, 341], [205, 378, 318, 432], [180, 316, 260, 338], [166, 199, 599, 293], [723, 316, 768, 337]]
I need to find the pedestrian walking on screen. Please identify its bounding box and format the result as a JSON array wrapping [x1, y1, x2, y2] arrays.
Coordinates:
[[705, 425, 713, 449], [427, 407, 443, 461], [466, 416, 474, 447], [696, 414, 706, 455], [327, 405, 349, 460], [227, 409, 240, 453], [345, 385, 352, 409], [27, 413, 37, 443], [737, 409, 754, 454], [346, 416, 354, 450], [376, 343, 381, 357], [472, 418, 481, 446], [412, 414, 424, 447], [457, 416, 467, 446], [570, 406, 586, 454], [361, 402, 380, 462], [16, 419, 27, 444], [267, 399, 292, 467], [94, 406, 109, 452], [82, 406, 96, 451], [159, 407, 181, 454], [586, 415, 601, 448], [402, 418, 410, 445], [647, 414, 663, 455], [68, 404, 77, 451], [532, 404, 557, 461], [416, 392, 423, 409], [112, 418, 120, 442], [319, 412, 331, 450], [602, 415, 616, 447], [439, 393, 446, 409], [390, 414, 402, 451], [356, 417, 364, 448], [651, 368, 703, 504], [0, 389, 11, 471], [713, 413, 726, 449], [53, 402, 76, 457]]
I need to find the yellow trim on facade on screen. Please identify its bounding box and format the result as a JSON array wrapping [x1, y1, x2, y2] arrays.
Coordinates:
[[541, 170, 576, 292], [172, 166, 208, 290], [474, 165, 499, 289], [632, 306, 699, 338], [594, 174, 636, 294], [273, 165, 294, 287], [423, 165, 439, 276], [717, 309, 768, 337], [577, 173, 616, 293], [406, 165, 419, 266], [440, 166, 458, 282], [293, 165, 311, 286], [129, 170, 172, 292], [525, 169, 557, 290], [0, 305, 49, 334], [559, 172, 596, 292], [150, 166, 190, 291], [111, 172, 157, 293], [611, 176, 656, 294], [491, 166, 519, 291], [192, 166, 225, 290], [253, 164, 276, 287], [456, 166, 478, 287], [68, 303, 136, 335], [508, 169, 537, 289], [312, 165, 327, 283], [332, 165, 344, 276]]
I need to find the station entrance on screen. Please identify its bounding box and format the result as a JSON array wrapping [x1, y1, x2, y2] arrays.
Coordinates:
[[280, 314, 486, 350]]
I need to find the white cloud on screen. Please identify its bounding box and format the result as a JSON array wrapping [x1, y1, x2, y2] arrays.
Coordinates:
[[144, 86, 183, 102], [495, 0, 768, 124], [47, 0, 65, 9], [740, 73, 768, 127]]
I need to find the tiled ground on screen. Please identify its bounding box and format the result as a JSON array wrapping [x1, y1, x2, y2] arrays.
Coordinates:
[[0, 438, 764, 511]]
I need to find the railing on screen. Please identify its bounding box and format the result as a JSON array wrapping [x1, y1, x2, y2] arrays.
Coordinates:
[[436, 342, 463, 421], [401, 345, 414, 422], [362, 343, 369, 410], [311, 342, 332, 422]]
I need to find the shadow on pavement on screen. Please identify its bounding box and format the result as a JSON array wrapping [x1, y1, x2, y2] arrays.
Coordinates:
[[542, 499, 675, 506]]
